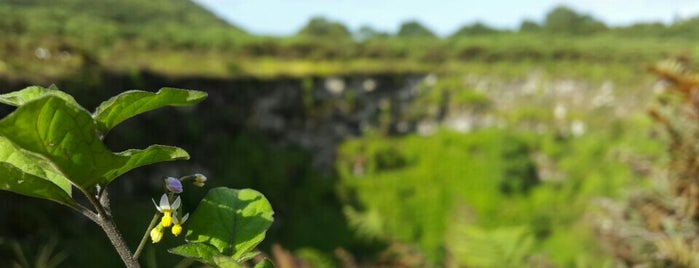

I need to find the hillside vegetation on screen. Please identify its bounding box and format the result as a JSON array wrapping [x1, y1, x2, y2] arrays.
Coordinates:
[[0, 1, 696, 267], [1, 1, 699, 81]]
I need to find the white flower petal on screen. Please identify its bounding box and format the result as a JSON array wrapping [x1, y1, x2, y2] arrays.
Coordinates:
[[171, 196, 181, 210], [159, 194, 170, 209], [152, 198, 161, 211]]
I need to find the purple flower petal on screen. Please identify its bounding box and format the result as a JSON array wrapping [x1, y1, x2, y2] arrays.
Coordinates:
[[165, 177, 183, 193]]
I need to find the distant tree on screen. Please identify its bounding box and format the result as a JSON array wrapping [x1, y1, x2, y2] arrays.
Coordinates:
[[613, 22, 666, 37], [354, 25, 389, 41], [451, 22, 500, 37], [519, 19, 541, 32], [297, 16, 352, 40], [543, 5, 607, 35], [665, 16, 699, 38], [397, 20, 437, 38]]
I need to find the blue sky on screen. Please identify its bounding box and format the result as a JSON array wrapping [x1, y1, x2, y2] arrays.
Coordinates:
[[193, 0, 699, 36]]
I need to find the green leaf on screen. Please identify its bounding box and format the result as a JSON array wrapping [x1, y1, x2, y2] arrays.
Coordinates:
[[237, 251, 261, 262], [104, 145, 190, 183], [93, 88, 207, 134], [253, 258, 275, 268], [0, 95, 125, 190], [454, 225, 534, 267], [0, 137, 71, 194], [185, 188, 274, 261], [213, 256, 244, 268], [0, 162, 75, 207], [168, 243, 220, 264], [0, 96, 191, 190], [0, 85, 77, 107]]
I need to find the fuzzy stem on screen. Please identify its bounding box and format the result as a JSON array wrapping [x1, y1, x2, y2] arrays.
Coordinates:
[[84, 187, 140, 268], [97, 213, 140, 268], [71, 203, 99, 223]]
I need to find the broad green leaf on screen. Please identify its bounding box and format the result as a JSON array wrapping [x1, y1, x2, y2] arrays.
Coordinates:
[[213, 256, 244, 268], [168, 243, 220, 264], [0, 85, 77, 107], [0, 95, 125, 190], [237, 251, 261, 262], [93, 88, 207, 133], [253, 258, 275, 268], [185, 188, 274, 260], [0, 137, 71, 194], [0, 162, 75, 207], [104, 145, 189, 183], [0, 96, 191, 189]]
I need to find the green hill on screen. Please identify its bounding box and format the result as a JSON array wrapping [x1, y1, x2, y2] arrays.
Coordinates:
[[0, 0, 253, 81], [0, 0, 698, 82], [1, 0, 243, 37]]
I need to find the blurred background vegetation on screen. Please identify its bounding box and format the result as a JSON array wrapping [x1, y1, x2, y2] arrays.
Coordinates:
[[1, 0, 698, 267]]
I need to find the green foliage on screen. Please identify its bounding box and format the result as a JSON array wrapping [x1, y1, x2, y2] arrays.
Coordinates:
[[5, 237, 68, 268], [337, 104, 662, 266], [407, 75, 491, 122], [612, 22, 667, 37], [372, 145, 408, 171], [294, 248, 335, 268], [543, 5, 607, 35], [499, 137, 539, 194], [4, 0, 699, 79], [0, 162, 75, 207], [0, 85, 277, 267], [210, 132, 356, 253], [354, 25, 390, 41], [0, 1, 690, 266], [0, 85, 77, 106], [598, 60, 699, 267], [93, 88, 207, 133], [337, 129, 522, 263], [0, 86, 195, 197], [173, 188, 273, 262], [397, 20, 437, 39], [297, 17, 352, 40], [451, 22, 501, 37], [519, 20, 541, 32], [253, 258, 274, 268], [448, 225, 534, 267], [0, 0, 243, 42]]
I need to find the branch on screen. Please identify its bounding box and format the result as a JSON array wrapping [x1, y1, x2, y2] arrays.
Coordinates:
[[82, 185, 141, 268]]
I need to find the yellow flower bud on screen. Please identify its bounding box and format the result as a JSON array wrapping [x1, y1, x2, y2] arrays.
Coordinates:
[[161, 212, 173, 227], [150, 227, 164, 243], [172, 224, 183, 236]]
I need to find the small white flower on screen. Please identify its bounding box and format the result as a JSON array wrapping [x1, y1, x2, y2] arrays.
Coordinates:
[[192, 173, 207, 187], [171, 212, 189, 236], [153, 194, 181, 227]]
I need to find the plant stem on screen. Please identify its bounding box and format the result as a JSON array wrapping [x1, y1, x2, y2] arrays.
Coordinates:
[[70, 203, 99, 223], [133, 213, 160, 260], [98, 214, 141, 268], [84, 187, 141, 268]]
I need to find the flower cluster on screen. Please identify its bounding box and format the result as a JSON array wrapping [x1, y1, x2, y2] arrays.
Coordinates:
[[149, 174, 207, 243]]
